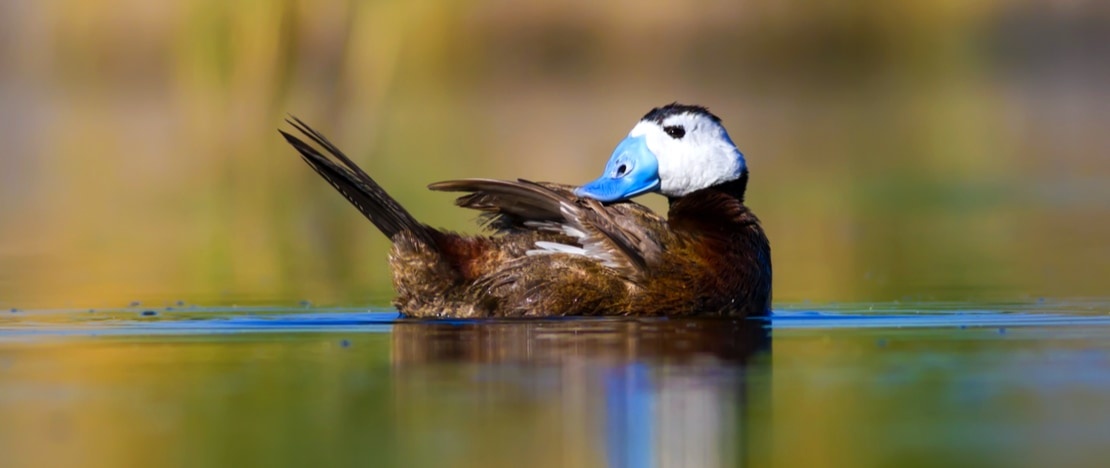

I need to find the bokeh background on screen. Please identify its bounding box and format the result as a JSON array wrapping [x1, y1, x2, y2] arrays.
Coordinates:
[[1, 0, 1108, 309]]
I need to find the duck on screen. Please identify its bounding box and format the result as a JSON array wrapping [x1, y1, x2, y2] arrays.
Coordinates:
[[279, 103, 771, 318]]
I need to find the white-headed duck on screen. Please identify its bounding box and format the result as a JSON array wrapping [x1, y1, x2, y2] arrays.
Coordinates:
[[280, 103, 771, 318]]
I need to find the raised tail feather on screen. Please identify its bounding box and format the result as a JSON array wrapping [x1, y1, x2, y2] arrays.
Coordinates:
[[279, 117, 438, 246]]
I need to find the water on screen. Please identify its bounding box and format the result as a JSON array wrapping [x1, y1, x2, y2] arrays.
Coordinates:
[[3, 300, 1109, 467]]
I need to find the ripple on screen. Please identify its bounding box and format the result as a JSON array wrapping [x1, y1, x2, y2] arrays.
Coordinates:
[[1, 299, 1109, 339]]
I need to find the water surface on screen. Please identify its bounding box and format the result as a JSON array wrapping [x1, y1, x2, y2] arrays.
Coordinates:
[[3, 300, 1109, 467]]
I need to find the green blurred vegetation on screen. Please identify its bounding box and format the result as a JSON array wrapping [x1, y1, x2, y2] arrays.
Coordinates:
[[0, 0, 1108, 308]]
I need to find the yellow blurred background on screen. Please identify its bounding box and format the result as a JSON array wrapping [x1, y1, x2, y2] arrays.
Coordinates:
[[1, 0, 1108, 309]]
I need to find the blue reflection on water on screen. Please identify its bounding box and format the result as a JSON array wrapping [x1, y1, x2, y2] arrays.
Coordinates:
[[773, 310, 1110, 328], [605, 364, 653, 468], [3, 300, 1110, 339]]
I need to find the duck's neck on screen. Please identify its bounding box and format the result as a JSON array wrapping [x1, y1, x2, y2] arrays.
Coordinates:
[[667, 170, 748, 208]]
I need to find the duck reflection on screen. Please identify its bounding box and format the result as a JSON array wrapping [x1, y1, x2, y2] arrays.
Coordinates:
[[391, 317, 767, 365], [389, 318, 769, 468]]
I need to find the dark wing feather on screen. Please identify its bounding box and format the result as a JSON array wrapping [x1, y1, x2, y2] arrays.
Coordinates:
[[429, 178, 665, 277], [280, 117, 437, 246], [580, 197, 666, 270], [429, 178, 567, 223]]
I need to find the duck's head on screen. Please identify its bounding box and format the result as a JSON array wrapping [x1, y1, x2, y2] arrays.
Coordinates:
[[576, 103, 746, 202]]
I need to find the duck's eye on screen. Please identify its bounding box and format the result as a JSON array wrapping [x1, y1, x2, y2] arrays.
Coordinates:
[[615, 163, 629, 176], [663, 125, 686, 139]]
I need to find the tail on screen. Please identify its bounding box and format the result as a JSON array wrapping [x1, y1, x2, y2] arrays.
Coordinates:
[[279, 117, 438, 246]]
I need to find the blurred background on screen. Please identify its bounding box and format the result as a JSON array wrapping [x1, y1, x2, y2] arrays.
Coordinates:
[[1, 0, 1108, 309]]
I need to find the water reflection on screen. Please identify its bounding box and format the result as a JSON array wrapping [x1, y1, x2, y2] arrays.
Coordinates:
[[391, 317, 768, 364], [389, 318, 768, 467], [7, 306, 1110, 466]]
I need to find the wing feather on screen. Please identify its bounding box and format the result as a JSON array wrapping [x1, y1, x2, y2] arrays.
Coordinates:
[[429, 178, 665, 277]]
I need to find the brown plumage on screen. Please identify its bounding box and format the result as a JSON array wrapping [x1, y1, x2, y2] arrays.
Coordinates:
[[279, 112, 771, 318]]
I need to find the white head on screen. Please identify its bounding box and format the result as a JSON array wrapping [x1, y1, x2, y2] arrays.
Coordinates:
[[576, 104, 747, 201]]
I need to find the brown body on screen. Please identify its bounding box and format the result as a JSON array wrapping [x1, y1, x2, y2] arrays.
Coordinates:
[[281, 119, 771, 318]]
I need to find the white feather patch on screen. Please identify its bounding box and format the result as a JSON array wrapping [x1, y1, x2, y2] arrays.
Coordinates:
[[526, 240, 621, 268], [527, 241, 586, 256], [523, 206, 623, 268]]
